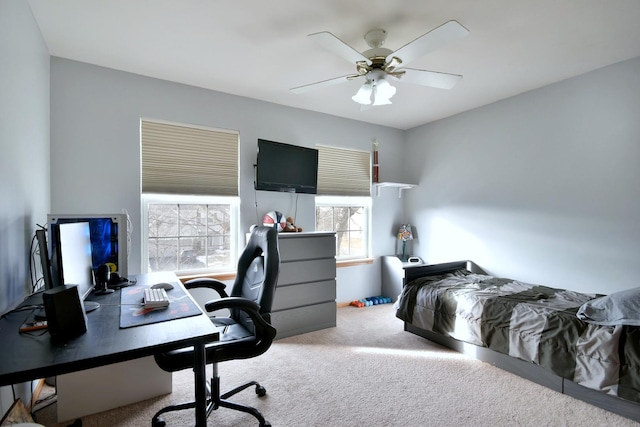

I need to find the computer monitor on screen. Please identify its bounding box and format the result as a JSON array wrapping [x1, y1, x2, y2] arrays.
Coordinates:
[[47, 213, 129, 278], [51, 222, 100, 312], [35, 229, 54, 290]]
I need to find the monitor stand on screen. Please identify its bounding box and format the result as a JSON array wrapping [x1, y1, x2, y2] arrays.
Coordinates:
[[84, 301, 100, 312]]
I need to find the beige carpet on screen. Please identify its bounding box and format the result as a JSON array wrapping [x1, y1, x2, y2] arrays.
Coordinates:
[[35, 304, 638, 426]]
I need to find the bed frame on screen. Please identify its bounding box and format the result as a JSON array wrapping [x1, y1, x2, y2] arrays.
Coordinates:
[[402, 261, 640, 423]]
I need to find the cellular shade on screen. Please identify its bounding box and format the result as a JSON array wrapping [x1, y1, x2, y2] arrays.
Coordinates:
[[316, 145, 371, 196], [141, 120, 239, 196]]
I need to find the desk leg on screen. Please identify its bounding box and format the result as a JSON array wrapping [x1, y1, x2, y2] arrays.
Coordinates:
[[193, 342, 207, 427]]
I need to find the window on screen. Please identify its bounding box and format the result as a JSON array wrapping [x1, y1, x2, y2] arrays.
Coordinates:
[[316, 197, 370, 259], [141, 119, 239, 274], [143, 195, 238, 273], [315, 145, 371, 260]]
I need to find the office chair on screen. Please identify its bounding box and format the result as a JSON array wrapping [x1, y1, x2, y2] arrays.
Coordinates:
[[152, 226, 280, 427]]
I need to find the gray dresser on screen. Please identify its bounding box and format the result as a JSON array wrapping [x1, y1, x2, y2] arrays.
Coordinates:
[[271, 232, 336, 339]]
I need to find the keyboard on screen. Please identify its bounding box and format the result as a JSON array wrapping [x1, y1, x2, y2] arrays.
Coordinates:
[[143, 288, 170, 309]]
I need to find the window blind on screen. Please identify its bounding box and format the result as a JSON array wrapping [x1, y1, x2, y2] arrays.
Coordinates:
[[316, 145, 371, 196], [141, 120, 239, 196]]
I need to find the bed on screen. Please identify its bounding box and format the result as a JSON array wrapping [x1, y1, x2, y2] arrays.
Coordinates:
[[395, 261, 640, 423]]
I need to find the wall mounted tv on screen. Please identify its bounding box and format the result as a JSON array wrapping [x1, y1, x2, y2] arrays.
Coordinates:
[[255, 139, 319, 194], [47, 213, 129, 279]]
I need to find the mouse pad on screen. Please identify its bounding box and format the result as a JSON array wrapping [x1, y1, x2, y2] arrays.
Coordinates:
[[119, 283, 201, 328]]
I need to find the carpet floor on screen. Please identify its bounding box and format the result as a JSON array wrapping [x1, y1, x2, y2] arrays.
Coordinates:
[[34, 304, 638, 426]]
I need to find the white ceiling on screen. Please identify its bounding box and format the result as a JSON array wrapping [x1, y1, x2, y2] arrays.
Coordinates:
[[27, 0, 640, 130]]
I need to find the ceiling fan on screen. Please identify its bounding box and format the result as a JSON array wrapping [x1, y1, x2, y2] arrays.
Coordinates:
[[290, 20, 469, 107]]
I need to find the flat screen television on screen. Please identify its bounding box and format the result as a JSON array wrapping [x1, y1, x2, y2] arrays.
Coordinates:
[[255, 139, 319, 194], [48, 213, 129, 278]]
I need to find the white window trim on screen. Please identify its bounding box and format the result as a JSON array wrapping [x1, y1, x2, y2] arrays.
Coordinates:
[[315, 195, 372, 260], [141, 193, 240, 274]]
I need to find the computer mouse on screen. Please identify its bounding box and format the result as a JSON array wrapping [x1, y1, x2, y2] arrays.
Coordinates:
[[151, 282, 174, 290]]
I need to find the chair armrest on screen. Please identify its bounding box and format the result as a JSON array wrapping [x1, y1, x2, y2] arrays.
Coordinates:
[[204, 296, 259, 313], [205, 297, 276, 345], [183, 277, 229, 298]]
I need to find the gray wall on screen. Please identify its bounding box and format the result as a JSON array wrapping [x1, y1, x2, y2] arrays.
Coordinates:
[[405, 57, 640, 295], [49, 58, 408, 302], [0, 0, 51, 415]]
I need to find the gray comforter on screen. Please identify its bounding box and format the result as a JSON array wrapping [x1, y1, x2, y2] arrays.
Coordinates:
[[396, 269, 640, 403]]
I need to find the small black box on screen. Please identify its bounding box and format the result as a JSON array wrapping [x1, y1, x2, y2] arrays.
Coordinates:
[[43, 285, 88, 341]]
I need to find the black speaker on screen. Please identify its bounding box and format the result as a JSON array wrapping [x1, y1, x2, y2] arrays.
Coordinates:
[[42, 285, 88, 341]]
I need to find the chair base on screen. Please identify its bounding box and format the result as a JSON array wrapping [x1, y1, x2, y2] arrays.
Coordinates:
[[151, 375, 270, 427]]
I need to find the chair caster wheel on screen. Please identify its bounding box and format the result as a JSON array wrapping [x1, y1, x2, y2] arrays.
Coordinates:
[[152, 417, 166, 427], [256, 385, 267, 397]]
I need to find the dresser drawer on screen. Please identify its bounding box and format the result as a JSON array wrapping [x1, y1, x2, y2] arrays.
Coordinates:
[[273, 280, 336, 311], [271, 302, 337, 339], [278, 258, 336, 286], [278, 234, 335, 261]]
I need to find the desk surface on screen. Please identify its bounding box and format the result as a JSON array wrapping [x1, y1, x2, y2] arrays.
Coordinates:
[[0, 272, 219, 386]]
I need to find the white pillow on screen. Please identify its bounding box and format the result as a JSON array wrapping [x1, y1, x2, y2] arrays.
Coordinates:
[[576, 287, 640, 326]]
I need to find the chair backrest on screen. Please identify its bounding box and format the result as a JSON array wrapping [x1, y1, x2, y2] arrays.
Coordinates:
[[229, 226, 280, 325]]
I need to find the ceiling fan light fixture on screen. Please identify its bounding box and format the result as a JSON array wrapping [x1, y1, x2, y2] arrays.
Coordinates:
[[372, 87, 392, 106], [353, 70, 396, 107], [373, 78, 396, 105], [352, 81, 373, 105]]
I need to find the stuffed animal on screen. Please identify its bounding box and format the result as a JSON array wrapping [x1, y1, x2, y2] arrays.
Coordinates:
[[283, 216, 302, 232]]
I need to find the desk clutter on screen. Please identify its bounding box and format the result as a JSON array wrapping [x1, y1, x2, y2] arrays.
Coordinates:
[[119, 282, 201, 328], [18, 319, 48, 333]]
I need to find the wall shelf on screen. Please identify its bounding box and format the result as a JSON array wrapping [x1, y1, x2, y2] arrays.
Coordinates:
[[373, 182, 416, 198]]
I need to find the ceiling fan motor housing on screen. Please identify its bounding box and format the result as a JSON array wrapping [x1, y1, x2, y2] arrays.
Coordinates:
[[364, 28, 387, 48], [363, 28, 394, 67]]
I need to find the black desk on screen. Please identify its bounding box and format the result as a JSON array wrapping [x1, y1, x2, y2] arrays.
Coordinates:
[[0, 272, 218, 426]]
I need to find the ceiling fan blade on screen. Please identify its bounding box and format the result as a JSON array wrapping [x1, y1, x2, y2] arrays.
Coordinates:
[[386, 20, 469, 67], [290, 75, 360, 94], [395, 68, 463, 90], [308, 31, 372, 66]]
